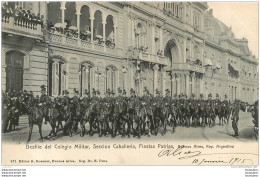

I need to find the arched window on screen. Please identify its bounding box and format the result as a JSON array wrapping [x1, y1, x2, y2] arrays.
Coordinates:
[[105, 65, 117, 93], [48, 58, 67, 96], [80, 5, 91, 33], [94, 10, 103, 40], [65, 2, 76, 27], [47, 2, 61, 26], [5, 51, 24, 91], [105, 15, 114, 40], [79, 62, 94, 96], [135, 23, 146, 49]]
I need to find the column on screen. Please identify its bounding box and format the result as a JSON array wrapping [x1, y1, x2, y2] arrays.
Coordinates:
[[183, 3, 187, 23], [161, 67, 166, 96], [199, 74, 204, 94], [131, 16, 135, 47], [183, 37, 187, 62], [52, 61, 57, 96], [190, 4, 193, 26], [171, 73, 176, 97], [190, 39, 193, 61], [151, 23, 155, 54], [153, 64, 159, 95], [76, 9, 81, 45], [200, 44, 204, 63], [90, 17, 94, 48], [102, 20, 106, 51], [76, 13, 81, 29], [60, 2, 66, 28], [176, 74, 181, 95], [114, 25, 117, 47], [191, 72, 195, 94], [180, 74, 185, 94], [200, 14, 204, 32], [185, 73, 189, 97], [235, 87, 237, 100], [159, 27, 163, 52]]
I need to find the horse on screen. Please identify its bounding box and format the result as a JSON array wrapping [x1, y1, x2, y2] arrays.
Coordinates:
[[2, 96, 11, 133], [47, 99, 60, 139], [184, 101, 192, 127], [160, 102, 170, 135], [112, 99, 127, 138], [205, 102, 215, 127], [169, 102, 178, 133], [190, 100, 199, 128], [129, 102, 142, 138], [218, 102, 230, 125], [97, 102, 110, 137], [178, 100, 187, 126], [140, 102, 154, 136], [214, 100, 223, 125], [67, 102, 81, 136], [27, 100, 44, 143], [198, 101, 206, 127]]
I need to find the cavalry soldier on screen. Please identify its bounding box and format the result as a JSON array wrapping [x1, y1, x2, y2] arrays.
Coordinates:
[[154, 89, 162, 107], [71, 88, 80, 105], [215, 94, 221, 105], [103, 89, 111, 103], [96, 90, 102, 101], [82, 89, 90, 107], [141, 87, 152, 106], [222, 94, 229, 109], [172, 94, 178, 105], [231, 99, 240, 136], [39, 85, 49, 124], [91, 88, 99, 103], [116, 88, 124, 102], [123, 89, 128, 102], [164, 89, 172, 105], [207, 93, 213, 105], [70, 88, 80, 132], [61, 90, 70, 106]]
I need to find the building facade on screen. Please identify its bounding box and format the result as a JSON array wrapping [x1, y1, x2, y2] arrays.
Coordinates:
[[2, 2, 258, 104]]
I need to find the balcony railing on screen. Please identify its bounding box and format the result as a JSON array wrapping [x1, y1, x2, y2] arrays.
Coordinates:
[[2, 16, 43, 37], [138, 51, 168, 65], [172, 63, 205, 73], [48, 31, 119, 56]]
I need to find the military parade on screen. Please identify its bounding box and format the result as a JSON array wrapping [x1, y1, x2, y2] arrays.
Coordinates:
[[2, 84, 258, 143]]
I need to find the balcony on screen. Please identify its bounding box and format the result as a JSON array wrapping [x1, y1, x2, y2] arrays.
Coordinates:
[[2, 16, 43, 38], [138, 51, 168, 65], [172, 63, 205, 74], [47, 31, 120, 56]]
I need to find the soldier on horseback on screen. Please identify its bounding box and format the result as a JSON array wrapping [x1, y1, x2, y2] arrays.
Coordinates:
[[231, 99, 240, 136], [70, 88, 80, 134], [39, 85, 49, 124], [206, 93, 215, 127]]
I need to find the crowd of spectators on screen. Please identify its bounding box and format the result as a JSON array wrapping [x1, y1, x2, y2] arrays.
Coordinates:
[[2, 3, 43, 27]]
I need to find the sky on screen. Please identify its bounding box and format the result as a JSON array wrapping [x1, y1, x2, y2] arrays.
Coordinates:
[[208, 2, 258, 58]]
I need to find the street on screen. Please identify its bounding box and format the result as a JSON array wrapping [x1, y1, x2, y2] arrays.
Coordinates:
[[2, 111, 257, 144]]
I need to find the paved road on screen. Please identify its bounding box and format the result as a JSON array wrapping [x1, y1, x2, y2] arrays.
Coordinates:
[[2, 111, 257, 144]]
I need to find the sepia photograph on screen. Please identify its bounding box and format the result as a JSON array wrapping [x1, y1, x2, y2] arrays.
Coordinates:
[[1, 1, 259, 167]]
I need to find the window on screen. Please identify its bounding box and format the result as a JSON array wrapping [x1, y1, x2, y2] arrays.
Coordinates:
[[5, 51, 24, 91], [79, 63, 94, 96], [135, 23, 146, 49], [48, 59, 67, 96], [105, 66, 117, 93]]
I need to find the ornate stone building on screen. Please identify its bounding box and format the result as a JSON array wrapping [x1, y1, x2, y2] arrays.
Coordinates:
[[1, 2, 258, 104]]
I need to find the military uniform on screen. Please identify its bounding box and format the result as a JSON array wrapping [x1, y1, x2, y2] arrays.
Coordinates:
[[232, 99, 240, 136], [39, 85, 49, 124], [62, 90, 70, 106]]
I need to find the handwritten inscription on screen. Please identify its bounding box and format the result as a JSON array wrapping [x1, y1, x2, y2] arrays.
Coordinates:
[[158, 146, 258, 165]]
